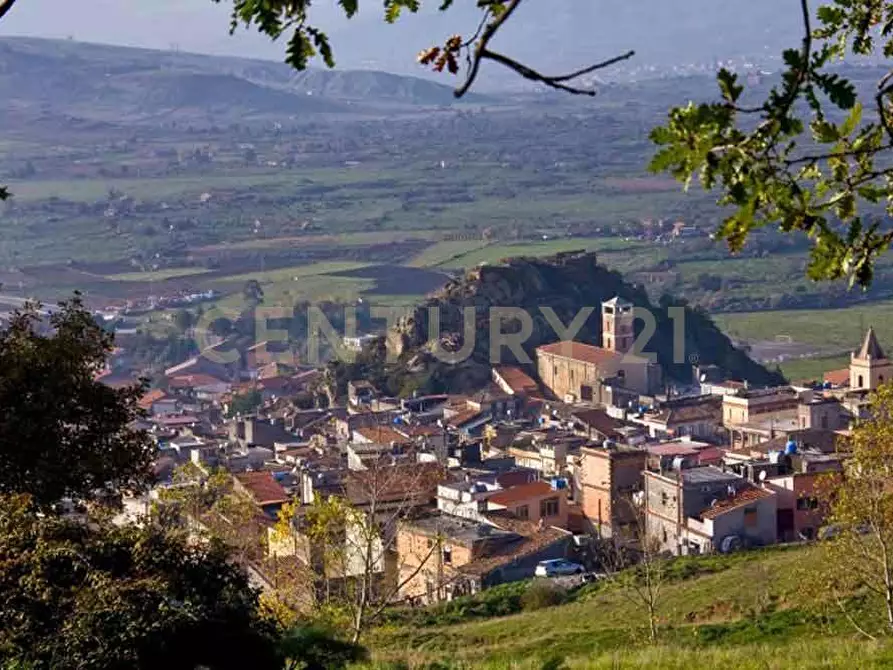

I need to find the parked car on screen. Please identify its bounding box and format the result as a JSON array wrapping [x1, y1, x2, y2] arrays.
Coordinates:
[[535, 559, 585, 577]]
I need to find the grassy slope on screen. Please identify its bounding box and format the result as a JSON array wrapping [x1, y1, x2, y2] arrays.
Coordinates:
[[360, 545, 893, 669]]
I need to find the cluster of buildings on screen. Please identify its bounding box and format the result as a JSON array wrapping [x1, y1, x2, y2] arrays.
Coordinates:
[[110, 297, 888, 607]]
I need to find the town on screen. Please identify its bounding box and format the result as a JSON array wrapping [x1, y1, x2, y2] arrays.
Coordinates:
[[99, 294, 881, 611]]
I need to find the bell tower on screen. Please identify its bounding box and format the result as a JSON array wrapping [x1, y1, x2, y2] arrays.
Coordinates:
[[850, 326, 893, 390], [602, 296, 634, 354]]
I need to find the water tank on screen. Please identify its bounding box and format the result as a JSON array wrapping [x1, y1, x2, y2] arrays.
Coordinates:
[[785, 440, 797, 455]]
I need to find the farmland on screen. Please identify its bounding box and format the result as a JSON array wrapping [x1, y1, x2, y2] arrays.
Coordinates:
[[2, 37, 892, 376]]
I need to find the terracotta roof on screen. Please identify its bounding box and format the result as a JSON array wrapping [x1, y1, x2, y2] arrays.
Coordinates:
[[446, 408, 485, 428], [700, 485, 774, 520], [235, 471, 290, 507], [457, 526, 569, 576], [857, 327, 887, 360], [823, 368, 851, 386], [488, 481, 554, 507], [138, 389, 169, 410], [355, 425, 410, 444], [493, 365, 539, 395], [342, 462, 447, 507], [168, 373, 230, 389], [536, 340, 626, 366], [571, 408, 627, 438]]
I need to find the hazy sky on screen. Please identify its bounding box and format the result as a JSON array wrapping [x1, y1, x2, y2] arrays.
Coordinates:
[[0, 0, 804, 77], [0, 0, 288, 58]]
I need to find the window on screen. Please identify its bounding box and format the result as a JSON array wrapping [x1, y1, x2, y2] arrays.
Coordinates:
[[570, 369, 575, 384], [516, 504, 529, 520], [581, 385, 593, 402], [821, 414, 828, 429], [743, 507, 758, 528], [662, 527, 668, 543], [661, 491, 669, 506], [442, 546, 452, 565], [553, 364, 558, 376], [540, 497, 560, 518], [796, 496, 819, 511], [859, 375, 864, 387]]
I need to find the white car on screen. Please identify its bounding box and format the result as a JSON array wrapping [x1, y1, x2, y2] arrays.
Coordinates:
[[535, 559, 585, 578]]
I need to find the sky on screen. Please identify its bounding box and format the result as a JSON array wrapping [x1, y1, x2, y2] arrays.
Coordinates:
[[0, 0, 804, 78]]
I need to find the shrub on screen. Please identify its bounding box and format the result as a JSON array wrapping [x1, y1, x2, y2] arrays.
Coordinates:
[[520, 581, 566, 612]]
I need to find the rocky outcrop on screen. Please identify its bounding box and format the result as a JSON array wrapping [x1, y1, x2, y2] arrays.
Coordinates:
[[384, 250, 781, 394]]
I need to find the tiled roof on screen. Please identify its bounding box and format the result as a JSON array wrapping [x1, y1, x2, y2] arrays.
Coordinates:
[[571, 408, 627, 438], [700, 485, 774, 520], [355, 425, 409, 444], [457, 526, 569, 576], [823, 368, 850, 386], [168, 373, 230, 389], [536, 340, 625, 366], [138, 388, 168, 410], [235, 471, 290, 507], [493, 365, 539, 395], [488, 481, 554, 507]]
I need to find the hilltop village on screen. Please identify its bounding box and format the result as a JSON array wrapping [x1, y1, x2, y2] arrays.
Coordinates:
[[95, 292, 886, 605]]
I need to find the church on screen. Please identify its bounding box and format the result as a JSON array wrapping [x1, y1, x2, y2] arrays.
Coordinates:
[[849, 327, 893, 391], [535, 296, 663, 401]]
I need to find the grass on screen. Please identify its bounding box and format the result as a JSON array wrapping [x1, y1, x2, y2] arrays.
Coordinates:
[[407, 241, 490, 268], [436, 239, 646, 269], [105, 267, 210, 282], [778, 355, 850, 383], [715, 301, 893, 349], [207, 261, 372, 287], [359, 545, 884, 669]]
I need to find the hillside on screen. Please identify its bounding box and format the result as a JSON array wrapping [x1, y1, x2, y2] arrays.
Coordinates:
[[0, 36, 488, 121], [363, 545, 892, 668], [370, 251, 781, 395]]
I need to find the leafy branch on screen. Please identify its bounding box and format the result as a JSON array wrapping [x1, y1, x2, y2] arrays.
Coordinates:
[[649, 0, 893, 288]]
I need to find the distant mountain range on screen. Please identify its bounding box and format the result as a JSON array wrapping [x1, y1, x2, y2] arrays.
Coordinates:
[[1, 1, 812, 89], [0, 36, 489, 121]]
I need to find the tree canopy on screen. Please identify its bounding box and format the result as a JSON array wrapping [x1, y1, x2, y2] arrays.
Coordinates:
[[0, 494, 283, 669], [0, 296, 154, 508]]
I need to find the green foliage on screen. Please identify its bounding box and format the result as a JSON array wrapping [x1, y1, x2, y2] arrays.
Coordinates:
[[650, 4, 893, 288], [279, 625, 368, 670], [228, 388, 264, 417], [0, 494, 282, 669], [0, 295, 153, 508], [519, 580, 567, 612]]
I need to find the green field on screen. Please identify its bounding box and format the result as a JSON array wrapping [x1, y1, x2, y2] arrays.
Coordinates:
[[106, 267, 210, 282], [361, 545, 892, 669], [778, 355, 851, 383], [715, 301, 893, 349]]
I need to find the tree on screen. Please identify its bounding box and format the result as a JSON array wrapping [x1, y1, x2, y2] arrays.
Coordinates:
[[811, 383, 893, 639], [592, 498, 668, 644], [0, 493, 283, 670], [0, 295, 154, 508], [272, 460, 446, 643], [243, 279, 265, 304], [228, 388, 264, 417]]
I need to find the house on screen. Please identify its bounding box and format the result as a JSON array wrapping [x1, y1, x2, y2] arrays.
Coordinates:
[[634, 395, 723, 440], [722, 386, 801, 428], [644, 466, 777, 555], [138, 389, 178, 416], [396, 513, 572, 604], [644, 438, 723, 472], [486, 480, 569, 529], [535, 298, 663, 400], [228, 416, 298, 449], [579, 444, 647, 540], [570, 409, 645, 444], [492, 365, 540, 397], [233, 471, 290, 518], [348, 380, 378, 408]]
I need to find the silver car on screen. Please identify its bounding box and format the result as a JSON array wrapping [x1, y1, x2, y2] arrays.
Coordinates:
[[535, 558, 585, 577]]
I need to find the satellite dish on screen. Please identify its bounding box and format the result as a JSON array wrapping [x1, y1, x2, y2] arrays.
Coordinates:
[[758, 470, 767, 482]]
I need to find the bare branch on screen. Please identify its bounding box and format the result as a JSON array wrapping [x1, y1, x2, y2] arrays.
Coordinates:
[[452, 0, 634, 98]]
